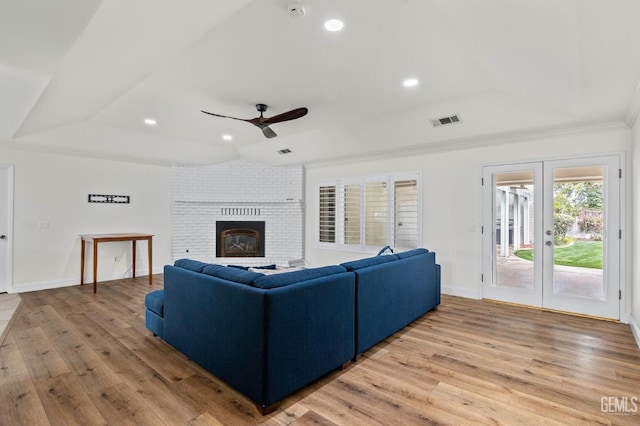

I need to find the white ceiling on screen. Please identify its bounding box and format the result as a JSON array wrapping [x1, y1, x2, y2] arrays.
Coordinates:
[[2, 0, 640, 166]]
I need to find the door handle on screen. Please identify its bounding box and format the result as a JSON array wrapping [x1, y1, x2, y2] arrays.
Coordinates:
[[0, 235, 6, 240], [545, 230, 552, 236], [545, 240, 552, 246]]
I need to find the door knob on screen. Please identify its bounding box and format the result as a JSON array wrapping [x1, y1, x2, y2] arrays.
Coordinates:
[[545, 230, 552, 236], [545, 240, 552, 246], [0, 235, 6, 240]]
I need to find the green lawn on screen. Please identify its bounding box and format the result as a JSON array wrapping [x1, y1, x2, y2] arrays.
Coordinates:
[[514, 240, 603, 269]]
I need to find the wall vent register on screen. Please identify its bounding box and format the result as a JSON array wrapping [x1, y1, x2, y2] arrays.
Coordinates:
[[430, 114, 460, 127]]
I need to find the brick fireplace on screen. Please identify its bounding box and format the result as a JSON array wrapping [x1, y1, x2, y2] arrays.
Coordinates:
[[171, 160, 304, 267]]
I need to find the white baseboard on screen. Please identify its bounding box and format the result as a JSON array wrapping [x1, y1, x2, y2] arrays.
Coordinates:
[[441, 286, 482, 300], [10, 278, 78, 293], [9, 267, 164, 294], [629, 315, 640, 349]]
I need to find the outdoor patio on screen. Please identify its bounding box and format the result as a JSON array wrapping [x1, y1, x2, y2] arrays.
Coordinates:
[[496, 254, 604, 299]]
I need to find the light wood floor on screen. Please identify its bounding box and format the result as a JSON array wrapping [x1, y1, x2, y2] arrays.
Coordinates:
[[1, 276, 639, 425]]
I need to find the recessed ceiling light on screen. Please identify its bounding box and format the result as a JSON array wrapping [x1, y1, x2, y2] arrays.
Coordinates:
[[324, 19, 344, 32], [222, 134, 233, 142], [144, 118, 157, 126], [403, 78, 419, 88]]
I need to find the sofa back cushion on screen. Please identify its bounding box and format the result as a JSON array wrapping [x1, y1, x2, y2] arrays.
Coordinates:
[[202, 264, 264, 285], [395, 248, 429, 259], [254, 265, 348, 289], [340, 255, 398, 271], [174, 258, 212, 273]]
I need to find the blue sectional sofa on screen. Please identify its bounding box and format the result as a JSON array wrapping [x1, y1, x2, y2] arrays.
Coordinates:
[[145, 248, 440, 414], [342, 248, 441, 356]]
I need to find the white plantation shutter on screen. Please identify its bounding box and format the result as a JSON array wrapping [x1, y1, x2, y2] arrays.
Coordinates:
[[343, 184, 361, 245], [394, 179, 418, 249], [365, 181, 387, 247], [318, 185, 336, 243], [317, 174, 420, 251]]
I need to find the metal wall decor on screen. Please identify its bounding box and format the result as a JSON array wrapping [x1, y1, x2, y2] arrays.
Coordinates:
[[88, 194, 130, 204]]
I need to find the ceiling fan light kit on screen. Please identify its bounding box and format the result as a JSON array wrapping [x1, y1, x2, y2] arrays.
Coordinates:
[[201, 103, 309, 139]]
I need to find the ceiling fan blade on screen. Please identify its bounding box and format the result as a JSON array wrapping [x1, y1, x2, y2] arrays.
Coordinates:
[[262, 126, 277, 138], [262, 107, 308, 125], [201, 110, 251, 122]]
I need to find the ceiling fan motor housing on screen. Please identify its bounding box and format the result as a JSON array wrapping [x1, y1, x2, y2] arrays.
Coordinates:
[[288, 2, 305, 17]]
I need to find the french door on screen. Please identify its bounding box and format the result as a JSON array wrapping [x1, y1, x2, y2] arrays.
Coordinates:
[[482, 155, 621, 320]]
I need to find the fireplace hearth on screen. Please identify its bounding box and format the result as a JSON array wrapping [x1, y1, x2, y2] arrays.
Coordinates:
[[216, 221, 265, 257]]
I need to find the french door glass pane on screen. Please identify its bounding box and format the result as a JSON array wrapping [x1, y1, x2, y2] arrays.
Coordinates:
[[551, 166, 604, 299], [494, 171, 535, 290]]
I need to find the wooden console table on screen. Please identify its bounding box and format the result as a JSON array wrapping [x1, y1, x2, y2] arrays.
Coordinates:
[[80, 233, 153, 293]]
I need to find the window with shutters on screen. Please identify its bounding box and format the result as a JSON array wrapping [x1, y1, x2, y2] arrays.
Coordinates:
[[394, 179, 418, 250], [316, 174, 421, 252], [365, 181, 387, 247], [318, 185, 336, 243], [343, 184, 361, 245]]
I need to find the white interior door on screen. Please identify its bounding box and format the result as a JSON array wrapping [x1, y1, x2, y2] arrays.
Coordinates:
[[482, 155, 621, 320], [0, 164, 13, 293]]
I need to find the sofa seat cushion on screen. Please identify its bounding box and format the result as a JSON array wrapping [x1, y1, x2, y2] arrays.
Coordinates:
[[203, 264, 264, 285], [174, 258, 211, 273], [254, 265, 347, 289], [340, 255, 398, 271], [395, 248, 429, 259], [145, 290, 165, 317]]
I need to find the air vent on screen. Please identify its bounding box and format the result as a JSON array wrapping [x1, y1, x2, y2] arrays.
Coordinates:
[[431, 114, 461, 127], [277, 148, 292, 154]]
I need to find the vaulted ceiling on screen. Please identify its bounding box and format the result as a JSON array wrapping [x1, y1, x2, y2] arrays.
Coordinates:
[[2, 0, 640, 166]]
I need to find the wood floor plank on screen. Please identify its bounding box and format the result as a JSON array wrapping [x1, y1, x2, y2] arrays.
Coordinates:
[[291, 409, 340, 426], [261, 403, 310, 426], [108, 323, 199, 384], [0, 332, 51, 425], [186, 411, 227, 426], [35, 371, 107, 425], [88, 381, 166, 426], [172, 373, 263, 425], [428, 381, 566, 426], [25, 304, 123, 396], [1, 278, 638, 425], [13, 326, 71, 382]]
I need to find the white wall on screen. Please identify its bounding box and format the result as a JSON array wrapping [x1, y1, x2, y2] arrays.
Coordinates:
[[306, 125, 632, 305], [0, 147, 172, 292]]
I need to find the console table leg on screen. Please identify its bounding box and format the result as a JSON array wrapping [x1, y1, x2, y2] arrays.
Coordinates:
[[80, 240, 85, 285], [93, 242, 98, 294], [132, 240, 137, 278], [148, 237, 153, 286]]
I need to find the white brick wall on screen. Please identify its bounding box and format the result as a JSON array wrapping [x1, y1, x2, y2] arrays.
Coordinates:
[[172, 160, 305, 266]]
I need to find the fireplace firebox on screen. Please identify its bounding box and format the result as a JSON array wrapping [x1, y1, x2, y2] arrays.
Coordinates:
[[216, 221, 265, 257]]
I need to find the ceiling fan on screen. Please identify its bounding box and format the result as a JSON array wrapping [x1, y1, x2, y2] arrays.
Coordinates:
[[201, 103, 308, 138]]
